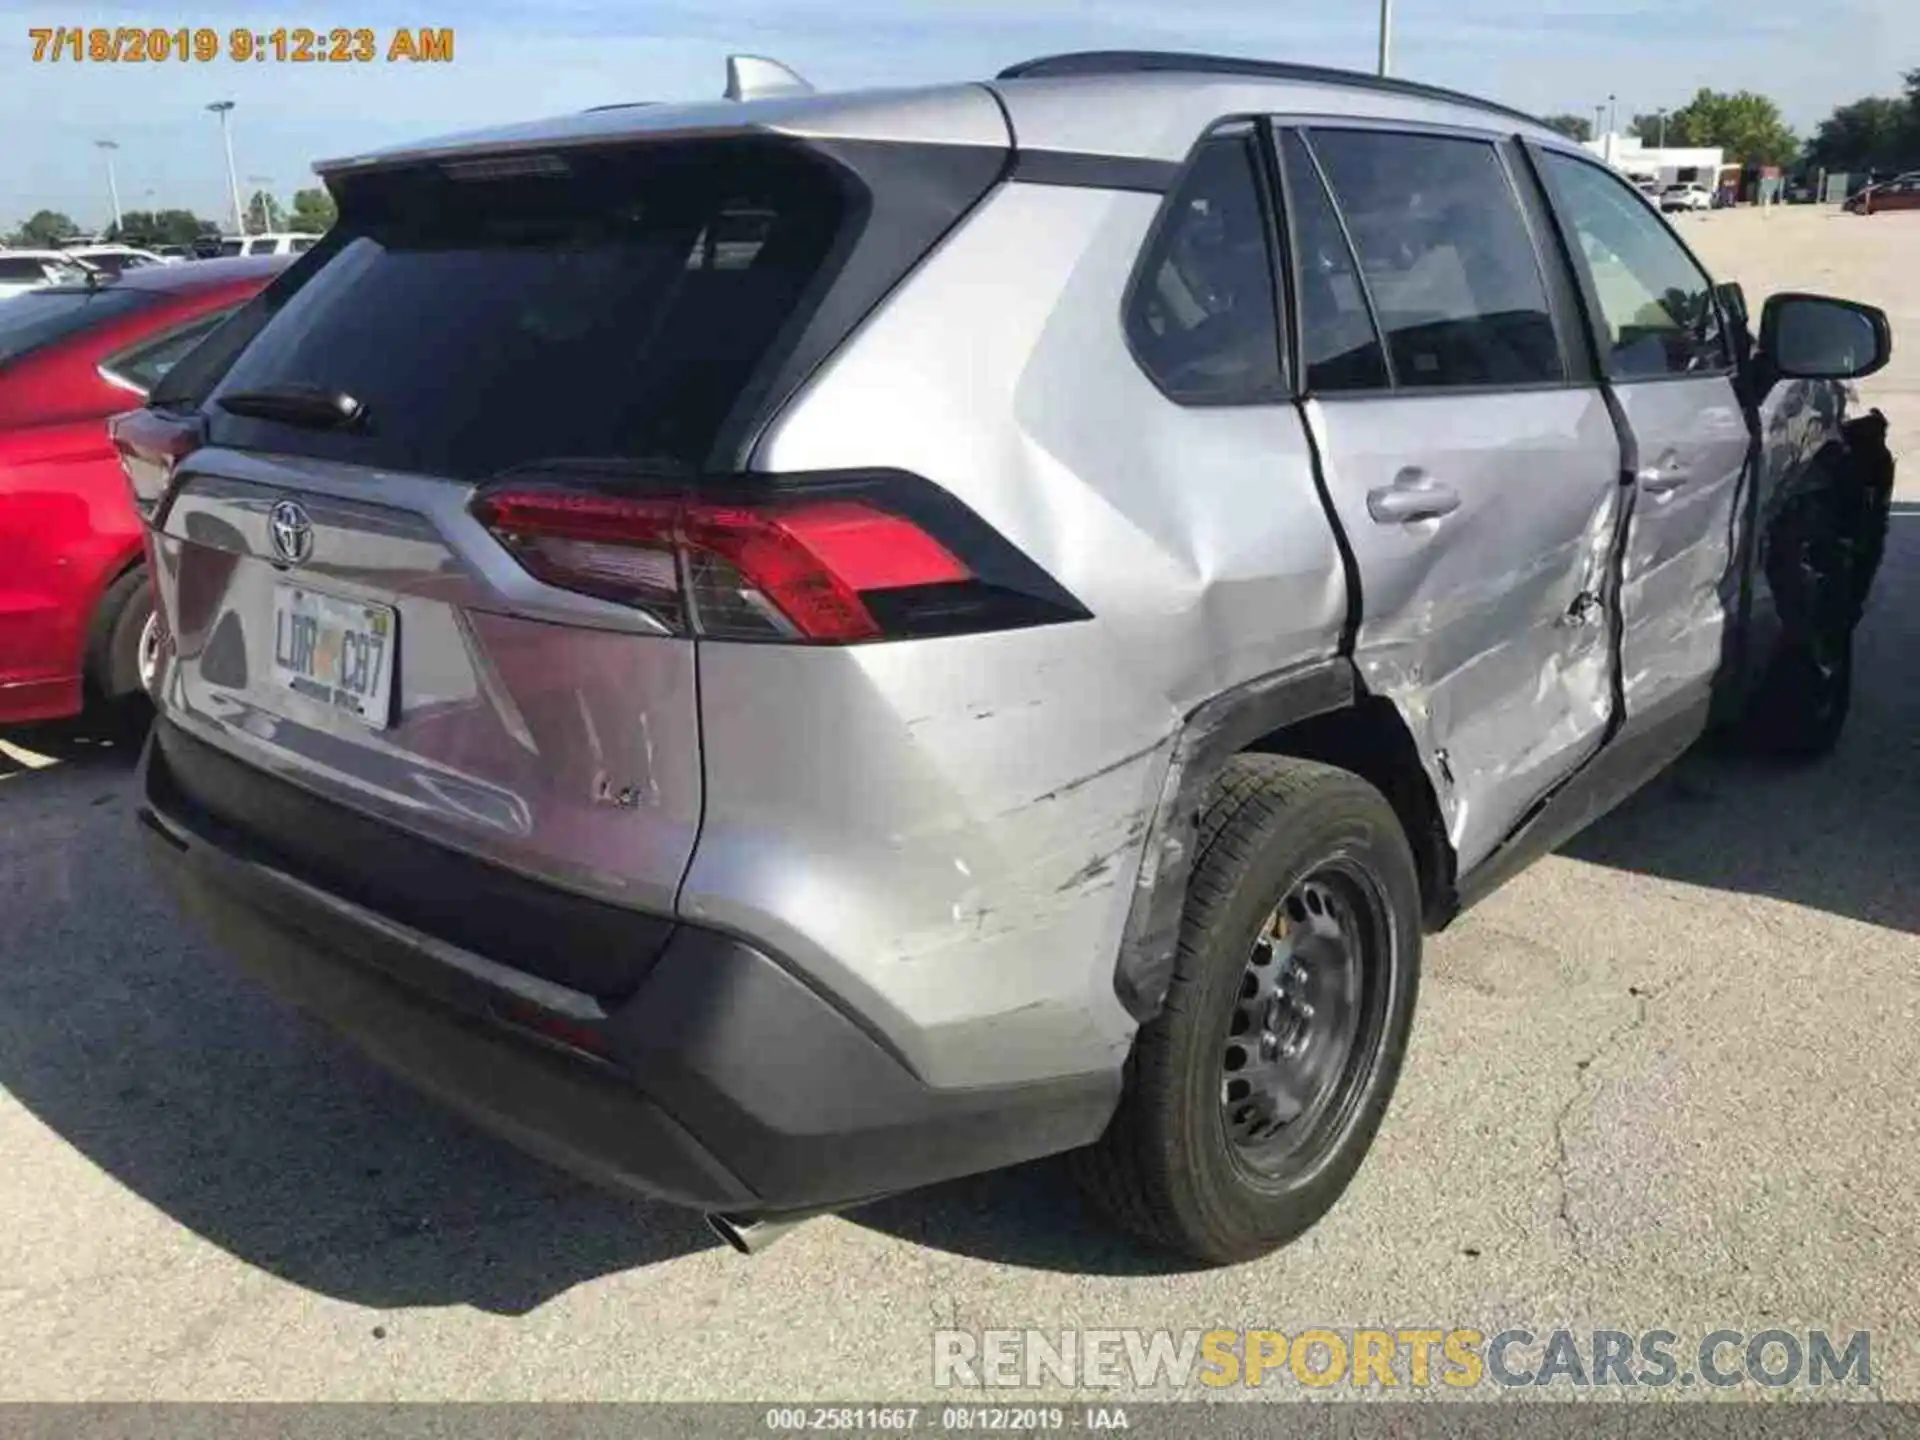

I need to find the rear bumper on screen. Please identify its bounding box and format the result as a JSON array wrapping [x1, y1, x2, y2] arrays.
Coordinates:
[[137, 720, 1121, 1214]]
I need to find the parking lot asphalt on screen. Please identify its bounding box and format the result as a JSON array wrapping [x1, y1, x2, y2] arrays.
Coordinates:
[[1, 209, 1916, 1402]]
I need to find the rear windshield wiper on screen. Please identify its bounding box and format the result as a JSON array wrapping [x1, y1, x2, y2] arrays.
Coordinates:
[[217, 383, 367, 430]]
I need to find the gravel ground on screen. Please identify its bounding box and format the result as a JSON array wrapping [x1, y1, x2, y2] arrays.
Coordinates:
[[0, 206, 1915, 1404]]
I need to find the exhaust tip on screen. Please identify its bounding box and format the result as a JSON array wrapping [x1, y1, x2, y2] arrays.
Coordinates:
[[704, 1210, 823, 1256], [706, 1212, 756, 1255]]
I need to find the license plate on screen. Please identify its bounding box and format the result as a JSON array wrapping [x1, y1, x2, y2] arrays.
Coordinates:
[[270, 584, 396, 729]]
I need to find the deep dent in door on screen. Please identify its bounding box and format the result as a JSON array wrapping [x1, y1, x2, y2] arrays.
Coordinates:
[[1302, 392, 1625, 876], [1358, 483, 1622, 870]]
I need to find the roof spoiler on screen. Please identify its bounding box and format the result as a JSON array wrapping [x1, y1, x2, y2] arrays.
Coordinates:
[[725, 54, 815, 102]]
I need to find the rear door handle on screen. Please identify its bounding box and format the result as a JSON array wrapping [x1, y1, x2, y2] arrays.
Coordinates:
[[1636, 460, 1692, 493], [1366, 469, 1462, 524]]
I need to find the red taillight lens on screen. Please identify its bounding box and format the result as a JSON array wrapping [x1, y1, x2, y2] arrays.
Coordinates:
[[473, 489, 972, 644], [109, 408, 205, 522], [683, 501, 969, 642]]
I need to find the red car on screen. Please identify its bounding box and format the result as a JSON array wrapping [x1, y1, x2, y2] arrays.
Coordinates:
[[0, 256, 288, 726]]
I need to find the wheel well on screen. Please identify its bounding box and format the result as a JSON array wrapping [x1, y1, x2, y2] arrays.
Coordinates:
[[1242, 696, 1457, 929], [82, 554, 150, 694], [88, 552, 148, 634]]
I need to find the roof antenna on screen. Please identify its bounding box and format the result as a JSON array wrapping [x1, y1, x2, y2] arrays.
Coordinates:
[[725, 54, 815, 102]]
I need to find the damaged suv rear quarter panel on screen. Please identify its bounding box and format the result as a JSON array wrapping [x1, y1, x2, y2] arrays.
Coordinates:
[[690, 178, 1348, 1090]]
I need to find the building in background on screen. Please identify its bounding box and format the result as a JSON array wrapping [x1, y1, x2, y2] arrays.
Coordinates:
[[1584, 132, 1727, 191]]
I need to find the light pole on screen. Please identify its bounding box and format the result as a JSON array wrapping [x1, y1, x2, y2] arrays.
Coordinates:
[[247, 175, 275, 233], [1377, 0, 1392, 76], [95, 140, 122, 235], [1657, 108, 1668, 149], [206, 101, 245, 238], [1608, 93, 1618, 138]]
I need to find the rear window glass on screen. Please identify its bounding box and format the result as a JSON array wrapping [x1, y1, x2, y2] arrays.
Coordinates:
[[105, 309, 238, 394], [205, 140, 854, 479], [0, 256, 89, 285], [1125, 129, 1286, 405], [0, 287, 157, 365], [76, 252, 150, 276]]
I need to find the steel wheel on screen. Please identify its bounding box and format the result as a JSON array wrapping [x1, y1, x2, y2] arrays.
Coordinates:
[[1220, 864, 1386, 1171], [1072, 755, 1423, 1263]]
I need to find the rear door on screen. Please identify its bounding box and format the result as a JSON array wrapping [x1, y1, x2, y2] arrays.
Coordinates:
[[1277, 124, 1623, 875], [1533, 147, 1752, 733]]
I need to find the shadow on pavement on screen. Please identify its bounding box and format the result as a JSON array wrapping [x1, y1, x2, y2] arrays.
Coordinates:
[[0, 706, 145, 780], [849, 1161, 1192, 1277], [0, 720, 1182, 1289], [1563, 502, 1919, 934], [0, 727, 716, 1316]]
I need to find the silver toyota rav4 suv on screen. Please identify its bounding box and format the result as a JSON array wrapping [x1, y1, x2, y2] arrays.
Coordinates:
[[117, 51, 1895, 1263]]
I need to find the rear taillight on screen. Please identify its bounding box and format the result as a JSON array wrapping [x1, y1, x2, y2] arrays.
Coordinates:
[[471, 471, 1088, 645], [109, 408, 205, 523]]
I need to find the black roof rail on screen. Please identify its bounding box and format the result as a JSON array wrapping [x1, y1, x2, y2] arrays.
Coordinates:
[[995, 51, 1547, 131]]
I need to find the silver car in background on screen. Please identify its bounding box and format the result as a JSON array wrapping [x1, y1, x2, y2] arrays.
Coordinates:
[[115, 50, 1894, 1263]]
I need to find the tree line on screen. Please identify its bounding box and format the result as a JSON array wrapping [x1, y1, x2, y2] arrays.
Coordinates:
[[1537, 69, 1919, 174], [4, 187, 336, 248]]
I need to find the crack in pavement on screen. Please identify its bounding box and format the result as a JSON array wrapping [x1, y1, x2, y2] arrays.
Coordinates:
[[1547, 985, 1658, 1270]]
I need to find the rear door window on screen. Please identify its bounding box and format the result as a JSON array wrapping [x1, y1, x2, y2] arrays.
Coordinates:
[[1304, 130, 1565, 388], [1278, 130, 1390, 392], [206, 140, 855, 479]]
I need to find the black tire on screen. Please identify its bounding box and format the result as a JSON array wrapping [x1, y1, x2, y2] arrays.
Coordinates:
[[85, 566, 155, 705], [1072, 754, 1422, 1264], [1742, 630, 1853, 761]]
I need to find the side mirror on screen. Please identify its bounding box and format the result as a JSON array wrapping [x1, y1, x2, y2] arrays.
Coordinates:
[[1758, 292, 1892, 383]]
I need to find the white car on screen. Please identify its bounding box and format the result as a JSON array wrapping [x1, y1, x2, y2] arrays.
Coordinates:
[[0, 249, 96, 300], [1659, 183, 1714, 213], [65, 244, 169, 275], [230, 232, 322, 257]]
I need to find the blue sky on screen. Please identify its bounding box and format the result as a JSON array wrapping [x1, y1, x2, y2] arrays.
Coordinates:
[[6, 0, 1914, 232]]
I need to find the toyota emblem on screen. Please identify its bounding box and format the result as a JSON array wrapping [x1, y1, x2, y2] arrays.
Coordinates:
[[268, 499, 314, 565]]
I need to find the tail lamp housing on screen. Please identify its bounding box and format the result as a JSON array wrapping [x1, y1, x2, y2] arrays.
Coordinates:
[[109, 407, 206, 523], [471, 469, 1089, 645]]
